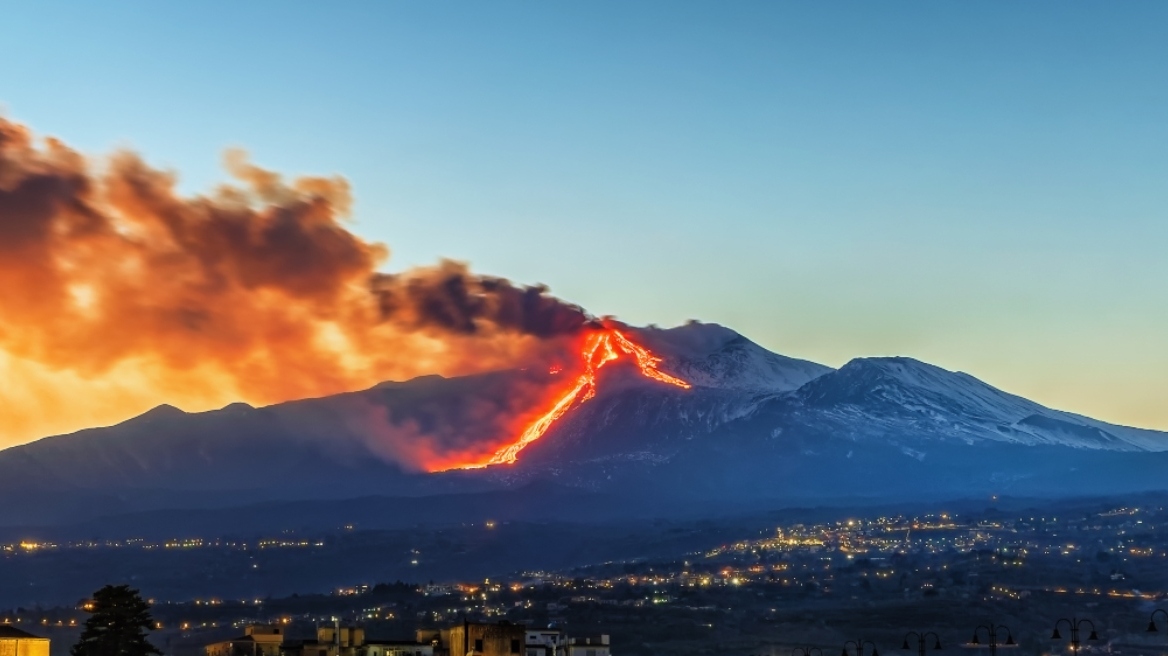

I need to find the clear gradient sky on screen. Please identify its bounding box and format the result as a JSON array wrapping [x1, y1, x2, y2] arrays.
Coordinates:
[[2, 2, 1166, 430]]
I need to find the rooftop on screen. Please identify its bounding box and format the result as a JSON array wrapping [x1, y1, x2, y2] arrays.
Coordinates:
[[0, 627, 47, 640]]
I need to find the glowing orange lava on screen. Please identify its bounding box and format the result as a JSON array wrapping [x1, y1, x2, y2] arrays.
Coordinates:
[[453, 329, 691, 470]]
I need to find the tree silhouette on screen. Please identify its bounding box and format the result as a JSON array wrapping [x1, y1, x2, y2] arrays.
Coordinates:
[[71, 585, 162, 656]]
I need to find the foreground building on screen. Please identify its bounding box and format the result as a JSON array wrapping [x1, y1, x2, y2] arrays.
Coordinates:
[[208, 621, 598, 656], [205, 625, 285, 656], [562, 636, 609, 656], [359, 642, 432, 656], [429, 621, 526, 656], [287, 625, 433, 656], [293, 625, 366, 656], [421, 623, 601, 656], [523, 629, 562, 656], [0, 627, 50, 656]]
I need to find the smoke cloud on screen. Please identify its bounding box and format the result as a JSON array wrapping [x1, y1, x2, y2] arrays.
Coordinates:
[[0, 117, 589, 447]]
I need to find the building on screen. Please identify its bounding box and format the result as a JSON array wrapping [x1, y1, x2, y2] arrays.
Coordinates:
[[292, 625, 366, 656], [287, 625, 431, 656], [562, 636, 609, 656], [435, 622, 526, 656], [416, 630, 442, 651], [205, 625, 285, 656], [360, 642, 433, 656], [523, 629, 563, 656], [0, 627, 50, 656]]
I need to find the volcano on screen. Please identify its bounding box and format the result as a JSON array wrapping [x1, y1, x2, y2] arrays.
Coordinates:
[[452, 327, 693, 470], [1, 321, 1166, 527]]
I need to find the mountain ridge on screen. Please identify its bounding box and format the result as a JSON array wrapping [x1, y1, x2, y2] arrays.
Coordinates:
[[2, 321, 1165, 527], [795, 355, 1167, 451]]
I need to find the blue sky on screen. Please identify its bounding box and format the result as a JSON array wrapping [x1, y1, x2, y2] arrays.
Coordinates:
[[2, 1, 1166, 429]]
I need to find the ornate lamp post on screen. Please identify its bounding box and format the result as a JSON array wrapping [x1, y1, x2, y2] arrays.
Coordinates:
[[902, 632, 942, 656], [1146, 608, 1168, 634], [842, 640, 879, 656], [970, 623, 1015, 656], [793, 648, 824, 656], [1051, 618, 1098, 655]]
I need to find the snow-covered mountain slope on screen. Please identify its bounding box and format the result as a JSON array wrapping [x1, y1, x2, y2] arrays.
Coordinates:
[[633, 321, 833, 393], [491, 354, 1168, 501], [793, 356, 1168, 452]]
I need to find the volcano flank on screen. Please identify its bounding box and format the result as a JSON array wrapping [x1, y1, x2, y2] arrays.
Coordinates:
[[2, 321, 1167, 529], [450, 326, 693, 471]]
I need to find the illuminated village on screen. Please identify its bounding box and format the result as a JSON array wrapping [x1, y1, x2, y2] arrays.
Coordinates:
[[11, 501, 1168, 656]]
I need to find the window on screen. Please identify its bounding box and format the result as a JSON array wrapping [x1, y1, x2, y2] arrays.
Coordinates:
[[511, 640, 521, 654], [475, 640, 484, 653]]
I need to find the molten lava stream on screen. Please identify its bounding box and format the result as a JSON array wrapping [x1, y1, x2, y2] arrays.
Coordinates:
[[453, 329, 690, 470]]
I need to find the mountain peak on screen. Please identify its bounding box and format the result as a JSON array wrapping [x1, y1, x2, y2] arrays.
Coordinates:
[[637, 320, 742, 354], [131, 404, 188, 422], [373, 374, 449, 390], [632, 322, 832, 393], [832, 356, 972, 389], [840, 355, 946, 375], [797, 355, 1168, 452], [805, 355, 1040, 413]]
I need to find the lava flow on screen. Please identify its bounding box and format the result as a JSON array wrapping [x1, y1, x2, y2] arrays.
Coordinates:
[[453, 329, 691, 470]]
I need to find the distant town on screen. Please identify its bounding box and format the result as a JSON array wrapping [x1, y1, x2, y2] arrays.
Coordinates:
[[10, 498, 1168, 656]]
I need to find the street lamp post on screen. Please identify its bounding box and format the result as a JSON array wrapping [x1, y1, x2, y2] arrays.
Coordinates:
[[1146, 609, 1168, 635], [842, 640, 879, 656], [902, 632, 942, 656], [793, 648, 824, 656], [970, 623, 1015, 656], [1051, 618, 1099, 656]]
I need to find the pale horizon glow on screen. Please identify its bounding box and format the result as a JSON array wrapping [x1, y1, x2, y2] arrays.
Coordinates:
[[1, 1, 1166, 445]]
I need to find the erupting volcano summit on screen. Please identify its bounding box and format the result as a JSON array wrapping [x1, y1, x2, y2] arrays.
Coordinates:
[[450, 328, 692, 471]]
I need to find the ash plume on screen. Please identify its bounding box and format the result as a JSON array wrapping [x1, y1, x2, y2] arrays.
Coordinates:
[[0, 117, 588, 447]]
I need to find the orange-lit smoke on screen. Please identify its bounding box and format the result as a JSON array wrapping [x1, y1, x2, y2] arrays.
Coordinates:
[[447, 328, 691, 471], [0, 117, 587, 449]]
